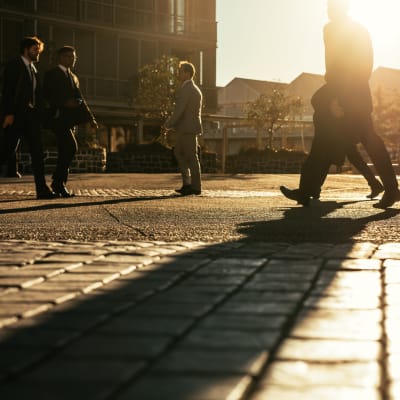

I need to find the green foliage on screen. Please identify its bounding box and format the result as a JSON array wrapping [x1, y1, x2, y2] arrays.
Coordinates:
[[245, 89, 303, 149], [132, 55, 180, 122]]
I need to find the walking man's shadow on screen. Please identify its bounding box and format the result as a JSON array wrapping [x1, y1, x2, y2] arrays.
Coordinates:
[[237, 200, 400, 243]]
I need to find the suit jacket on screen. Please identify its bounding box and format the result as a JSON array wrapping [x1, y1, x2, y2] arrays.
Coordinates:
[[323, 18, 373, 114], [1, 56, 43, 116], [43, 66, 95, 127], [166, 79, 202, 135]]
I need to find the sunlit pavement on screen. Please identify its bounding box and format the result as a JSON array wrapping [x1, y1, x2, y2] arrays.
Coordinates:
[[0, 174, 400, 399]]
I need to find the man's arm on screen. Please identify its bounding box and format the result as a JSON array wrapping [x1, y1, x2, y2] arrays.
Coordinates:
[[165, 86, 190, 129]]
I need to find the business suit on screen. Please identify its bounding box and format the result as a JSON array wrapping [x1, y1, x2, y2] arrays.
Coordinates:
[[43, 65, 94, 192], [0, 56, 48, 193], [324, 17, 398, 208], [166, 78, 203, 193]]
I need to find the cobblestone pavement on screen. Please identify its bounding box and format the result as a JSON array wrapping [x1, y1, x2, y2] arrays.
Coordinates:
[[0, 239, 399, 399]]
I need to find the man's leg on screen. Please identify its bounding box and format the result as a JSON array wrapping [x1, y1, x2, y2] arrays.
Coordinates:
[[174, 134, 191, 188], [346, 144, 383, 198], [355, 116, 399, 207], [52, 123, 77, 191]]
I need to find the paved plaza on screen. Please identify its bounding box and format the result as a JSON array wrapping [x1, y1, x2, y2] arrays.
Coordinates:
[[0, 173, 400, 399]]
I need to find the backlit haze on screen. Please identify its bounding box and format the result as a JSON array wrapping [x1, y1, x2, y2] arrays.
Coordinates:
[[216, 0, 400, 86]]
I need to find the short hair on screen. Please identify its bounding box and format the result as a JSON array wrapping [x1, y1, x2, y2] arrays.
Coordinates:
[[179, 61, 195, 78], [19, 36, 44, 54], [57, 45, 76, 57]]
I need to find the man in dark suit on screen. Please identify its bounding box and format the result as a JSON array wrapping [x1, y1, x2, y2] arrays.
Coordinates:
[[165, 61, 203, 196], [0, 36, 57, 199], [281, 0, 399, 208], [43, 46, 97, 197]]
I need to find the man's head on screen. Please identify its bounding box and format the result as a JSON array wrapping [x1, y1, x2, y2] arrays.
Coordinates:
[[178, 61, 195, 82], [57, 46, 77, 69], [20, 36, 44, 62], [327, 0, 350, 21]]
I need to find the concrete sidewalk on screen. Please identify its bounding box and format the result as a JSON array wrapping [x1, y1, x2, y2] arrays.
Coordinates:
[[0, 174, 399, 399]]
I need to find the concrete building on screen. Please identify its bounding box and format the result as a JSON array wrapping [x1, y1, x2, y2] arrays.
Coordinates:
[[0, 0, 217, 150]]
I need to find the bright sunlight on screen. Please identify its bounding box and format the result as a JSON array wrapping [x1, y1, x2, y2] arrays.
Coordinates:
[[349, 0, 400, 49]]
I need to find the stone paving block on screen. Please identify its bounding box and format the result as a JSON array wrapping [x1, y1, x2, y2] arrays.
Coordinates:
[[60, 333, 172, 359], [324, 243, 377, 258], [261, 258, 322, 273], [117, 270, 184, 284], [183, 274, 247, 286], [291, 309, 382, 341], [324, 258, 382, 271], [275, 338, 381, 362], [385, 284, 400, 306], [146, 256, 211, 272], [0, 380, 116, 400], [98, 315, 194, 336], [25, 280, 100, 293], [251, 384, 381, 400], [389, 382, 400, 400], [12, 263, 70, 278], [217, 301, 297, 316], [101, 254, 157, 265], [259, 360, 380, 388], [195, 265, 258, 276], [0, 346, 50, 375], [243, 279, 312, 292], [116, 374, 252, 400], [0, 275, 45, 289], [23, 358, 145, 383], [250, 271, 316, 282], [229, 291, 303, 303], [150, 289, 226, 305], [0, 289, 78, 304], [199, 314, 287, 331], [127, 302, 213, 318], [41, 253, 104, 263], [154, 348, 268, 375], [65, 263, 136, 275], [0, 324, 79, 349], [0, 251, 50, 265], [387, 354, 400, 382], [304, 293, 381, 310], [385, 266, 400, 284], [180, 328, 281, 350], [0, 302, 52, 318]]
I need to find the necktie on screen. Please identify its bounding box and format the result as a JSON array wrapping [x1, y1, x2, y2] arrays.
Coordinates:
[[67, 69, 75, 88], [29, 64, 36, 106]]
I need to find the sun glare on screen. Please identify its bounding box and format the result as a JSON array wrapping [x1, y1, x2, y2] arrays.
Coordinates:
[[349, 0, 400, 48]]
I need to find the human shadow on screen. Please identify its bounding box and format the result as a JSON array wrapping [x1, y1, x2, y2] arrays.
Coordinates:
[[238, 200, 400, 243], [0, 200, 397, 399]]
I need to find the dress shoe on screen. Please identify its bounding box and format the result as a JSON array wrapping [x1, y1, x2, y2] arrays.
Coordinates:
[[280, 186, 310, 206], [373, 189, 400, 209], [180, 186, 201, 196], [36, 187, 59, 199], [51, 183, 75, 198], [366, 181, 384, 199], [175, 184, 191, 194]]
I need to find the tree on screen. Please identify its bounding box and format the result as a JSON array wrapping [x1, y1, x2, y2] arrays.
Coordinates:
[[131, 55, 180, 122], [373, 86, 400, 151], [245, 88, 303, 149]]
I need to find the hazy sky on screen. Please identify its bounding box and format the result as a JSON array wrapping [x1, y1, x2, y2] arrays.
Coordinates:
[[216, 0, 400, 86]]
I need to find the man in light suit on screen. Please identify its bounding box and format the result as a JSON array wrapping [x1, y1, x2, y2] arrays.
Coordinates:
[[165, 61, 203, 196], [43, 46, 97, 197], [0, 36, 57, 199]]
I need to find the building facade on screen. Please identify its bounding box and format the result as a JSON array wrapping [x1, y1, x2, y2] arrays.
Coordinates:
[[0, 0, 217, 150]]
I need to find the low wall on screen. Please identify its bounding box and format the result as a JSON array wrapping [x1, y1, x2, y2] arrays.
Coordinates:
[[106, 151, 218, 173], [18, 147, 107, 174], [16, 149, 217, 174], [225, 155, 307, 173]]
